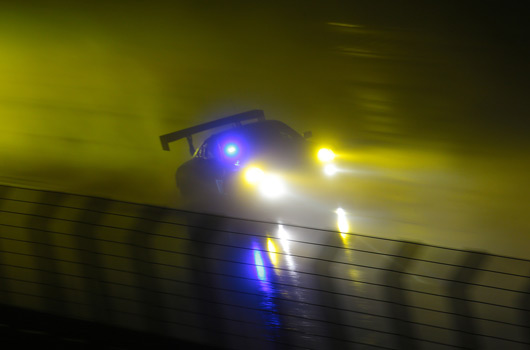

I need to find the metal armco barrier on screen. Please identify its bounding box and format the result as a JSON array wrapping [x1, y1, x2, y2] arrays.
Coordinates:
[[0, 184, 529, 349]]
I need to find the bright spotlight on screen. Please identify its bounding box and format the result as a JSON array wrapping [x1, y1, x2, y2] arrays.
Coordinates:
[[317, 148, 335, 162], [244, 166, 264, 184], [323, 164, 338, 176], [259, 175, 285, 199]]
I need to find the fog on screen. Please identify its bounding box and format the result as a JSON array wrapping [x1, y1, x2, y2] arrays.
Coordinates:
[[1, 1, 529, 258]]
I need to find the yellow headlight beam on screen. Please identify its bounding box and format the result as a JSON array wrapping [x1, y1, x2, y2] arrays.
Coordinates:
[[317, 148, 335, 162], [244, 166, 264, 184]]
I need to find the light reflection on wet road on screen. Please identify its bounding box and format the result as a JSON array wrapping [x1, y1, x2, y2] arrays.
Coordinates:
[[0, 184, 528, 349], [193, 209, 530, 349]]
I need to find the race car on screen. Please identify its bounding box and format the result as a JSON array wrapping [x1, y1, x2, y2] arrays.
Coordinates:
[[160, 110, 338, 206]]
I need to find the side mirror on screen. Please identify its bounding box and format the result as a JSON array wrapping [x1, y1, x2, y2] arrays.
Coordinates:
[[303, 131, 312, 139]]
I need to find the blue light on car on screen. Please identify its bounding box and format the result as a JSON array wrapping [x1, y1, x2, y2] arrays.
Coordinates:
[[224, 143, 239, 157]]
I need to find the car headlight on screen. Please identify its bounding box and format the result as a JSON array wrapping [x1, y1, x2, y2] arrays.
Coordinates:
[[244, 166, 265, 184], [323, 163, 338, 176], [317, 148, 335, 162], [258, 174, 285, 199], [243, 166, 285, 199]]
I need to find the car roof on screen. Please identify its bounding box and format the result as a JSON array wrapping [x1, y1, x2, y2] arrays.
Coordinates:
[[205, 119, 301, 143]]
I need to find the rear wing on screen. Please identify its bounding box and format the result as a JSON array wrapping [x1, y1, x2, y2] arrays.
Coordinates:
[[160, 109, 265, 154]]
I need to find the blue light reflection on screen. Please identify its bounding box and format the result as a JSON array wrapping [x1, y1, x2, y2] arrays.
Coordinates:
[[253, 249, 267, 281], [251, 244, 281, 339]]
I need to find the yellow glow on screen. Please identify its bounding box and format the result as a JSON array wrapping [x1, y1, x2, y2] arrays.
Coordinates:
[[244, 166, 264, 184], [267, 238, 278, 266], [317, 148, 335, 162]]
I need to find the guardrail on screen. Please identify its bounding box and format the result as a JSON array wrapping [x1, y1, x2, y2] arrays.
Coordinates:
[[0, 184, 529, 349]]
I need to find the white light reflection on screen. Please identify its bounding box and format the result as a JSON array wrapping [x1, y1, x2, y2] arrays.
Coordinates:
[[277, 225, 297, 273], [336, 207, 350, 240], [323, 163, 338, 176]]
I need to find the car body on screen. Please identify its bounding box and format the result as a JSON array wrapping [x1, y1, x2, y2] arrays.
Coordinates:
[[160, 110, 337, 208]]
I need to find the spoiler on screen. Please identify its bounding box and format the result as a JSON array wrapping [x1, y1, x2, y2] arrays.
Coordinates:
[[159, 109, 265, 154]]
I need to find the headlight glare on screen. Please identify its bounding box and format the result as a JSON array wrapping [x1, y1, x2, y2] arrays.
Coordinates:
[[317, 148, 335, 162], [244, 166, 285, 199], [244, 166, 264, 184], [323, 164, 338, 176], [258, 174, 285, 199]]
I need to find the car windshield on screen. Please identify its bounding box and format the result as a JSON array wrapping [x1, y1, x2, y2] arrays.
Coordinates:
[[244, 121, 303, 147], [212, 120, 307, 163]]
